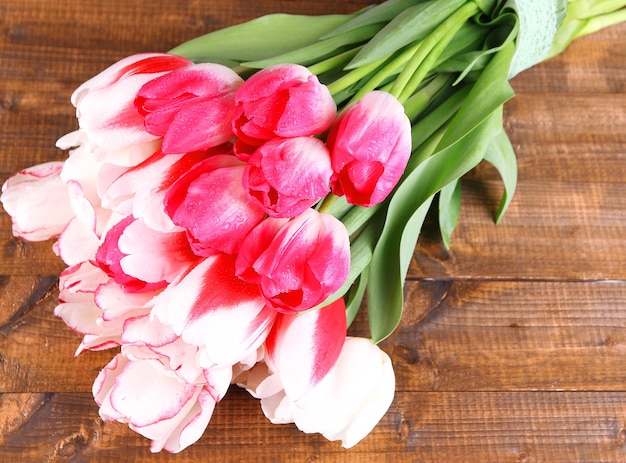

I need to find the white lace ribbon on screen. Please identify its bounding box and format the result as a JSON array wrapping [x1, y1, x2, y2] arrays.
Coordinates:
[[507, 0, 568, 77]]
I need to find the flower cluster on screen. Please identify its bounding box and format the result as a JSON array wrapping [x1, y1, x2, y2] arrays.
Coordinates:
[[1, 53, 408, 451]]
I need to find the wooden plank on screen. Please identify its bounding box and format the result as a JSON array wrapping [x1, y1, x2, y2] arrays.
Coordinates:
[[1, 391, 625, 462], [4, 164, 626, 279], [409, 178, 626, 279], [3, 279, 626, 393]]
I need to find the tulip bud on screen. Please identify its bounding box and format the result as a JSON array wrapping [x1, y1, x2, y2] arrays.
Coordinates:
[[242, 137, 332, 218], [71, 53, 191, 150], [327, 91, 411, 207], [232, 64, 336, 146], [235, 208, 350, 313], [135, 63, 243, 154], [164, 153, 266, 256]]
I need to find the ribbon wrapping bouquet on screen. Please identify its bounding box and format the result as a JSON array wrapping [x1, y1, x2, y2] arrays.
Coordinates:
[[1, 0, 624, 453]]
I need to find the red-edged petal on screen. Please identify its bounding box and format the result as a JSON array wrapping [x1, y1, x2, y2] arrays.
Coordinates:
[[265, 298, 347, 401], [152, 254, 274, 367]]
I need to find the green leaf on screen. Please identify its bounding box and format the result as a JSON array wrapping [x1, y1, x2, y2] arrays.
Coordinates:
[[243, 24, 383, 68], [321, 0, 424, 38], [366, 43, 516, 343], [169, 14, 352, 66], [345, 269, 369, 327], [347, 0, 468, 69], [438, 178, 463, 249], [483, 126, 518, 222]]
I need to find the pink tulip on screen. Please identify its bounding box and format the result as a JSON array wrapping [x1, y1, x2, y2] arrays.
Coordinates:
[[95, 216, 198, 292], [135, 63, 243, 154], [235, 208, 350, 313], [232, 64, 336, 146], [327, 91, 411, 207], [71, 53, 191, 150], [242, 137, 332, 218], [239, 337, 395, 449], [152, 253, 276, 369], [264, 298, 347, 401], [102, 149, 211, 232], [93, 353, 223, 453], [0, 162, 74, 241], [164, 154, 266, 256]]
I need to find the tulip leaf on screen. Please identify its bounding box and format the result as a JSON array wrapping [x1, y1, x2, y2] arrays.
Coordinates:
[[321, 0, 425, 38], [243, 24, 383, 68], [169, 14, 353, 66], [367, 42, 516, 343], [347, 0, 468, 69], [345, 269, 369, 327], [483, 126, 518, 223], [438, 178, 462, 249]]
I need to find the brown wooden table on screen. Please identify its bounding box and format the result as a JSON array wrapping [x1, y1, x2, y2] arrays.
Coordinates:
[[1, 1, 625, 462]]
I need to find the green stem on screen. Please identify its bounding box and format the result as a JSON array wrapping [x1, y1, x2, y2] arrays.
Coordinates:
[[578, 8, 626, 37], [317, 193, 353, 219], [349, 40, 422, 101], [326, 55, 389, 96], [403, 73, 454, 121], [342, 203, 382, 237], [307, 47, 362, 76], [390, 2, 479, 103]]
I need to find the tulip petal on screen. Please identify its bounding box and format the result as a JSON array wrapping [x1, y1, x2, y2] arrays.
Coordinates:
[[164, 155, 265, 256], [0, 162, 74, 241], [152, 254, 274, 368], [243, 137, 332, 218], [265, 298, 347, 401]]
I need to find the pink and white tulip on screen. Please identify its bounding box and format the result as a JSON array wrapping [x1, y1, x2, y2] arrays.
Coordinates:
[[135, 63, 243, 154], [232, 64, 336, 146], [239, 337, 395, 449], [102, 149, 211, 232], [93, 353, 223, 453], [327, 91, 411, 207], [71, 53, 191, 151], [242, 137, 332, 218], [164, 153, 266, 256], [152, 253, 276, 369], [236, 208, 350, 313], [264, 298, 347, 401], [1, 162, 75, 241]]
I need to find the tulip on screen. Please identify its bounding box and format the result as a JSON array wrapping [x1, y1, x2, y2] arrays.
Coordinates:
[[95, 216, 198, 293], [0, 162, 74, 241], [54, 261, 157, 354], [240, 337, 395, 449], [164, 154, 266, 256], [151, 253, 276, 369], [264, 298, 347, 401], [242, 137, 332, 218], [93, 353, 223, 453], [135, 63, 243, 154], [71, 53, 191, 151], [327, 91, 411, 207], [232, 64, 336, 146], [102, 149, 210, 232], [235, 208, 350, 313]]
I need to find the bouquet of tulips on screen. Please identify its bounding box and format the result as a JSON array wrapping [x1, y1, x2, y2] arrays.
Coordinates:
[[1, 0, 624, 453]]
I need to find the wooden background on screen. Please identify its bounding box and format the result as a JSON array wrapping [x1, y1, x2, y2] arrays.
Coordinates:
[[1, 1, 625, 462]]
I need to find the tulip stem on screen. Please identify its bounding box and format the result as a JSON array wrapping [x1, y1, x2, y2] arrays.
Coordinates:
[[307, 47, 362, 77], [402, 73, 453, 122], [390, 2, 479, 104], [349, 40, 422, 102], [326, 56, 389, 98]]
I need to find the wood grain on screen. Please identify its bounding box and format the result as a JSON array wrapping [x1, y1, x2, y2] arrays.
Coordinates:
[[1, 0, 625, 462]]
